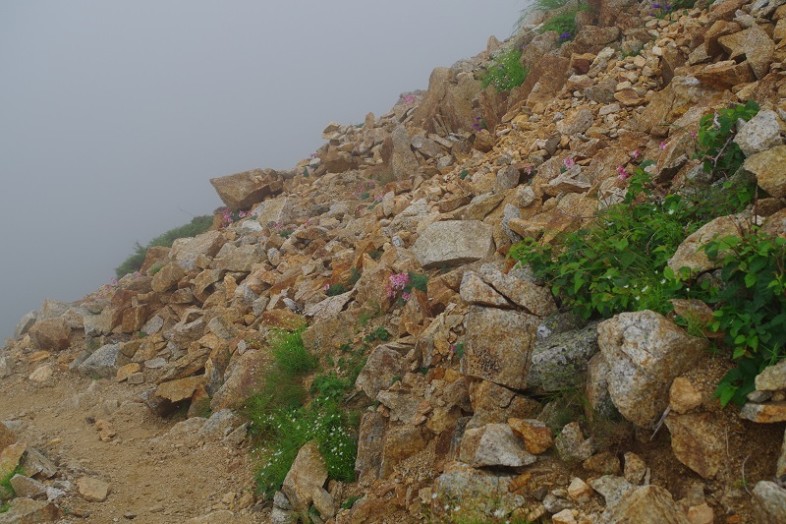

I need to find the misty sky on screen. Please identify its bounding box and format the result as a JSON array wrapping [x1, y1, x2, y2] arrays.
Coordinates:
[[0, 0, 525, 341]]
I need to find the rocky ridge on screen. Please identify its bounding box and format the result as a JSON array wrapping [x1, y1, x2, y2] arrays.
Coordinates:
[[3, 0, 786, 522]]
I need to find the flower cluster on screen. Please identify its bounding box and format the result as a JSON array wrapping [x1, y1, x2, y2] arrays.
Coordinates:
[[471, 116, 487, 132], [559, 31, 573, 42], [386, 272, 411, 302], [561, 156, 576, 173], [219, 207, 251, 228]]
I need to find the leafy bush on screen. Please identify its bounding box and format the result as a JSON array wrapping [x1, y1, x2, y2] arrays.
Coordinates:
[[115, 215, 214, 277], [696, 100, 759, 177], [269, 328, 317, 376], [704, 232, 786, 406], [541, 11, 580, 42], [481, 48, 528, 92]]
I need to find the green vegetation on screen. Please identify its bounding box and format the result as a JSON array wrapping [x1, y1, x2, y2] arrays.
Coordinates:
[[510, 122, 772, 406], [696, 100, 759, 177], [535, 0, 587, 43], [115, 214, 213, 277], [0, 465, 22, 501], [481, 48, 528, 92], [364, 326, 391, 343], [326, 267, 362, 297], [245, 329, 359, 499]]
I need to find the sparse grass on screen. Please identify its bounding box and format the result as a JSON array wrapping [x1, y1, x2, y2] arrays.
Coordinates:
[[270, 328, 317, 375], [0, 465, 22, 501], [481, 48, 528, 92], [364, 327, 391, 344]]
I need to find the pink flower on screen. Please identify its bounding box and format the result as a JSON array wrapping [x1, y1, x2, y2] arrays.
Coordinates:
[[659, 141, 668, 151], [386, 272, 411, 300], [617, 165, 631, 181], [323, 283, 330, 292], [563, 157, 576, 170], [630, 149, 641, 160], [401, 292, 411, 301]]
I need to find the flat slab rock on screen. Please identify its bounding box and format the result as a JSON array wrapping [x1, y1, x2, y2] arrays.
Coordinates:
[[412, 220, 493, 269]]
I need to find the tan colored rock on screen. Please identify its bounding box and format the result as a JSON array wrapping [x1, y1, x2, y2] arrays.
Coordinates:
[[355, 412, 385, 485], [665, 413, 725, 479], [614, 88, 644, 107], [597, 311, 708, 427], [0, 442, 25, 477], [669, 377, 703, 414], [380, 424, 428, 478], [462, 306, 537, 390], [687, 503, 714, 524], [28, 318, 71, 351], [704, 20, 742, 56], [567, 477, 593, 503], [390, 125, 419, 180], [9, 475, 47, 499], [116, 363, 141, 382], [556, 109, 594, 136], [459, 423, 536, 467], [76, 476, 111, 502], [740, 401, 786, 423], [552, 508, 577, 524], [412, 220, 494, 269], [282, 440, 327, 512], [210, 350, 270, 411], [555, 422, 593, 461], [150, 262, 186, 293], [95, 419, 116, 442], [668, 214, 749, 275], [169, 230, 224, 271], [752, 481, 786, 523], [508, 418, 553, 454], [745, 145, 786, 199], [28, 364, 53, 384], [694, 60, 755, 88], [459, 271, 508, 307], [355, 344, 407, 400], [478, 265, 557, 317], [605, 485, 690, 524], [623, 452, 647, 485], [155, 376, 206, 403], [0, 422, 15, 453], [583, 451, 621, 475], [210, 168, 283, 211], [0, 498, 60, 522], [718, 24, 775, 79], [777, 427, 786, 478]]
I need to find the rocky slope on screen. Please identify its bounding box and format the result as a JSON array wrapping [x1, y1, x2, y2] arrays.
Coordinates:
[[3, 0, 786, 522]]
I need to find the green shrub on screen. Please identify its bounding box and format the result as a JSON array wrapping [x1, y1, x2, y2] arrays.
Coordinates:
[[115, 215, 214, 278], [364, 327, 391, 343], [270, 328, 317, 376], [704, 232, 786, 406], [541, 11, 580, 42], [481, 48, 528, 92], [696, 100, 759, 177]]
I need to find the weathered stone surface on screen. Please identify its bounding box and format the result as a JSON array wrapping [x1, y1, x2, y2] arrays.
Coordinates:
[[758, 360, 786, 391], [210, 168, 283, 211], [78, 343, 122, 378], [116, 362, 141, 382], [432, 466, 525, 519], [623, 452, 647, 485], [0, 422, 15, 452], [495, 165, 520, 192], [734, 109, 783, 157], [210, 350, 270, 411], [778, 429, 786, 480], [597, 311, 708, 427], [603, 485, 690, 524], [694, 60, 755, 88], [568, 477, 593, 503], [28, 364, 53, 384], [151, 262, 186, 293], [0, 498, 59, 523], [460, 271, 508, 307], [556, 109, 594, 136], [412, 220, 494, 269], [355, 344, 407, 400], [463, 306, 537, 389], [213, 243, 264, 273], [9, 475, 47, 499], [718, 24, 775, 79], [380, 424, 428, 478], [459, 423, 536, 467], [752, 481, 786, 523], [28, 318, 70, 351], [665, 413, 724, 478], [668, 214, 749, 275], [391, 125, 419, 180], [282, 440, 327, 512], [740, 401, 786, 423], [355, 412, 386, 485], [555, 421, 593, 461], [583, 451, 621, 475], [527, 322, 598, 393], [745, 145, 786, 198], [669, 377, 703, 414], [589, 475, 634, 509], [77, 476, 111, 502], [508, 418, 553, 454], [254, 196, 296, 227], [478, 264, 557, 317], [155, 376, 205, 403], [169, 231, 224, 271]]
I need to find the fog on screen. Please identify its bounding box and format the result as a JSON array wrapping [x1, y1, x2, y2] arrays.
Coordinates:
[[0, 0, 525, 341]]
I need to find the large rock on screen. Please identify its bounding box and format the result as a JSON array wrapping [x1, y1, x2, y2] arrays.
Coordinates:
[[380, 424, 428, 478], [213, 243, 265, 273], [210, 350, 270, 411], [169, 231, 224, 271], [0, 498, 60, 523], [745, 145, 786, 199], [752, 481, 786, 524], [390, 125, 419, 180], [254, 196, 297, 227], [28, 318, 71, 351], [459, 423, 536, 467], [282, 440, 327, 512], [355, 412, 386, 485], [150, 262, 186, 293], [733, 109, 783, 157], [462, 306, 537, 390], [432, 466, 525, 519], [355, 344, 407, 400], [210, 168, 283, 211], [412, 220, 494, 269], [478, 264, 557, 317], [664, 413, 724, 478], [459, 271, 508, 307], [527, 322, 599, 393], [601, 485, 690, 524], [717, 24, 774, 79], [154, 376, 206, 403], [556, 109, 594, 136], [76, 476, 111, 502], [0, 422, 15, 452], [668, 214, 749, 275], [597, 311, 708, 427], [77, 343, 123, 378]]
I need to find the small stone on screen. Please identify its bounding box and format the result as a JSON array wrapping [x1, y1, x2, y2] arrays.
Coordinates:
[[508, 418, 553, 454], [9, 475, 48, 499], [583, 451, 621, 475], [77, 476, 111, 502], [623, 452, 647, 485], [127, 372, 145, 385], [740, 402, 786, 423], [116, 363, 141, 383], [555, 422, 593, 461], [669, 377, 703, 414], [756, 360, 786, 391], [95, 419, 116, 442], [552, 508, 577, 524], [687, 503, 714, 524], [28, 364, 53, 383], [282, 441, 327, 512], [567, 477, 593, 503], [745, 145, 786, 199]]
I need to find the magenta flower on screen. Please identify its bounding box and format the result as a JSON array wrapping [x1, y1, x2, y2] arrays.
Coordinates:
[[617, 165, 631, 181], [630, 150, 641, 160], [385, 272, 411, 300], [659, 141, 668, 151], [563, 157, 576, 170]]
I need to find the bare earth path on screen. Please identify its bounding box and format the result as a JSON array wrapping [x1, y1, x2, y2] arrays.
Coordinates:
[[0, 355, 269, 523]]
